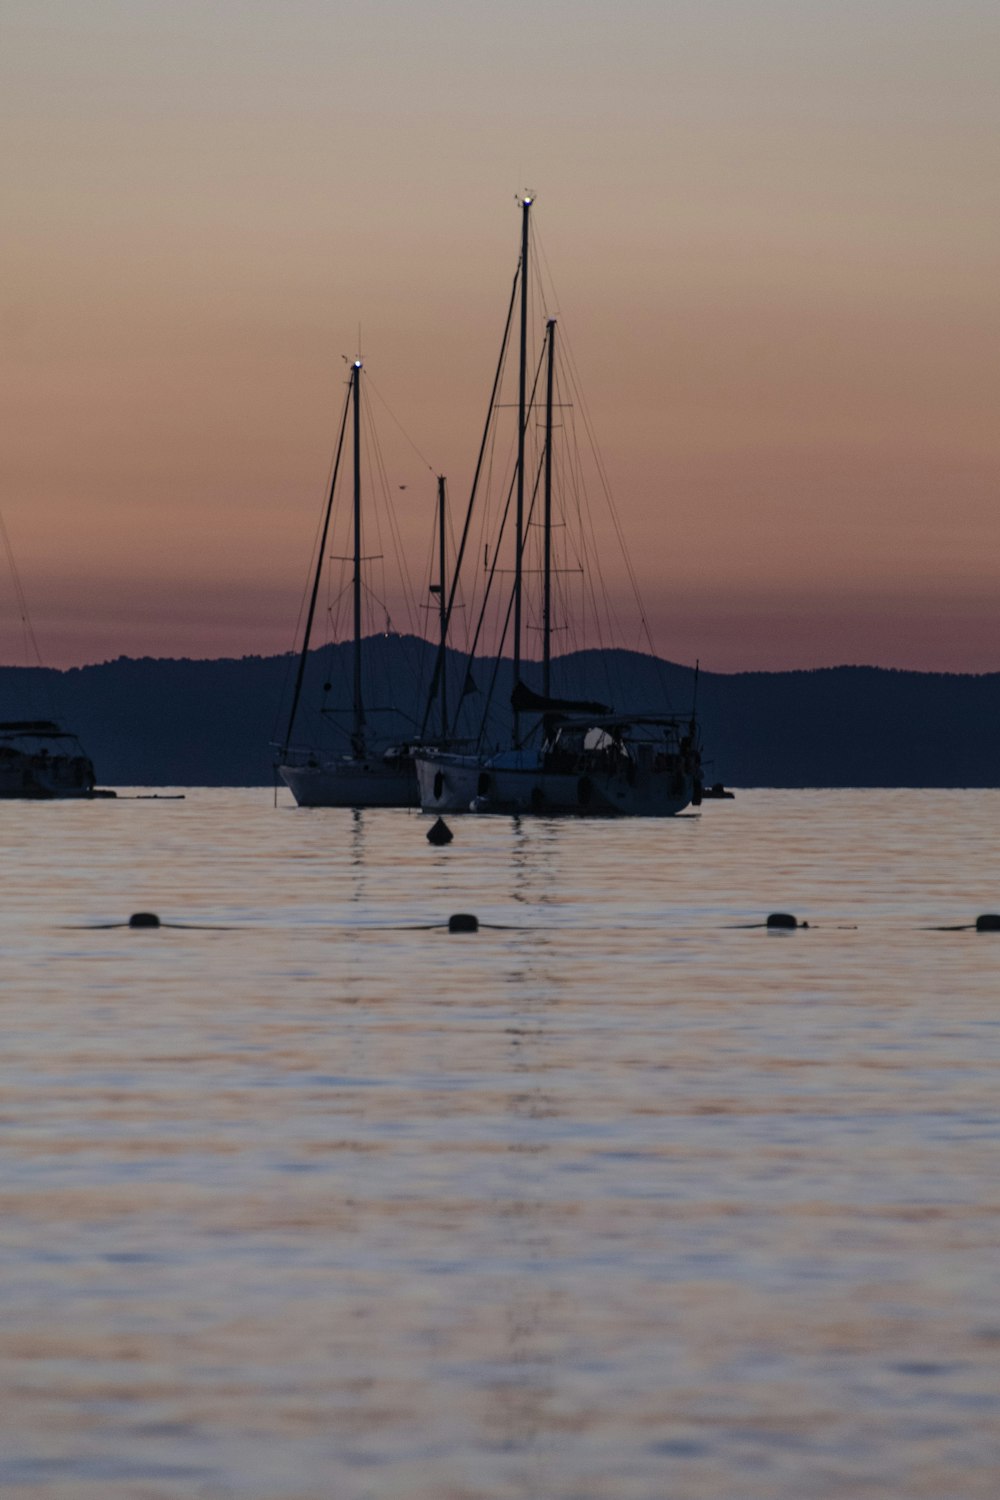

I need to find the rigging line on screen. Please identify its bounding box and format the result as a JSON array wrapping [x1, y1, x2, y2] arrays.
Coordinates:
[[0, 509, 46, 672], [527, 221, 658, 666], [281, 370, 353, 754], [360, 386, 387, 635], [342, 397, 430, 695], [323, 576, 354, 642], [419, 262, 520, 740], [470, 411, 549, 753], [449, 337, 549, 743], [364, 378, 424, 635], [561, 332, 656, 639], [462, 462, 518, 745], [566, 399, 617, 648], [359, 589, 427, 696], [361, 382, 421, 639], [528, 216, 563, 328], [554, 416, 596, 656], [328, 529, 351, 647], [557, 326, 674, 705], [512, 226, 649, 670], [270, 412, 345, 744], [545, 372, 594, 646], [365, 370, 437, 474], [555, 392, 617, 708], [516, 422, 550, 639]]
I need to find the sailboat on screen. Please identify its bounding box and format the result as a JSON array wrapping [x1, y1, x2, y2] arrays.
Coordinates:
[[0, 509, 104, 799], [277, 360, 418, 808], [413, 198, 703, 818]]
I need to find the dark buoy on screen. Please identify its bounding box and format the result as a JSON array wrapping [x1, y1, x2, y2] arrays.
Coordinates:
[[766, 912, 802, 930], [448, 912, 479, 933], [976, 914, 1000, 931], [426, 817, 453, 846], [128, 912, 161, 929]]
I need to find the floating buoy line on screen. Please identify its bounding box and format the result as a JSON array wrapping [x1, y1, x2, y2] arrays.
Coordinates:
[[923, 913, 1000, 932], [79, 913, 237, 930], [64, 909, 1000, 936]]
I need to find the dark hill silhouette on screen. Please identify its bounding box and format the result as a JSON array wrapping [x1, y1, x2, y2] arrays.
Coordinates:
[[1, 637, 998, 787]]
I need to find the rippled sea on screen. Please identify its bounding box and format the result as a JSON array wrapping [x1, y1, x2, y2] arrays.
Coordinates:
[[2, 789, 999, 1499]]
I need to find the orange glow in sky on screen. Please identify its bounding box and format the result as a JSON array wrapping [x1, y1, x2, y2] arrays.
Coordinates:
[[1, 1, 998, 671]]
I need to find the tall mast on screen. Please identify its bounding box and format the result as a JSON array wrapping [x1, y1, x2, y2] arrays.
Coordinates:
[[543, 317, 555, 699], [513, 193, 531, 743], [436, 474, 448, 740], [351, 360, 366, 756]]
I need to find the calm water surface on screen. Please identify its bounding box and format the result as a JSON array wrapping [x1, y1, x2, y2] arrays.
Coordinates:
[[1, 789, 998, 1498]]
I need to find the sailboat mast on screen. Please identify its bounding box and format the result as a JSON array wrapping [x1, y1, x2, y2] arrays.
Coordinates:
[[437, 474, 448, 740], [543, 316, 555, 699], [513, 194, 531, 743], [351, 360, 366, 756]]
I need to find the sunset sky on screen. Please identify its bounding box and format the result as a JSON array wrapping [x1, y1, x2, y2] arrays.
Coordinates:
[[2, 1, 998, 673]]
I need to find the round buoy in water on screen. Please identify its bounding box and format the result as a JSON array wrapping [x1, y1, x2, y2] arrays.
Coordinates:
[[766, 912, 799, 930], [976, 913, 1000, 932], [128, 912, 161, 929], [448, 912, 479, 933], [426, 817, 453, 846]]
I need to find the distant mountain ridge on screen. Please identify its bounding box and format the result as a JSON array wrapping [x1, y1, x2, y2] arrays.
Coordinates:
[[1, 636, 997, 787]]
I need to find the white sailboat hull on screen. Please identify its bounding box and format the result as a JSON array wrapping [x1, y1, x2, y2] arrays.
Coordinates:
[[280, 757, 417, 809], [414, 750, 697, 818]]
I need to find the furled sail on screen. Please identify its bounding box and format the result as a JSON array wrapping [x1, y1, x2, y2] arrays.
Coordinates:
[[509, 680, 611, 717]]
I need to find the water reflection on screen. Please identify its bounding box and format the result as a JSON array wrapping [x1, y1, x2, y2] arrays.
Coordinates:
[[1, 791, 999, 1498]]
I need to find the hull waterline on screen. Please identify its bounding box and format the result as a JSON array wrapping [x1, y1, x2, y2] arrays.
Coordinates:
[[280, 757, 417, 809], [415, 750, 698, 818]]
